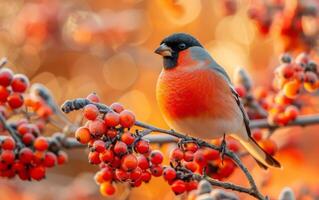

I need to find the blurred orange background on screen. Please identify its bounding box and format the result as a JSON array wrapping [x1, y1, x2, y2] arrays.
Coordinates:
[[0, 0, 318, 199]]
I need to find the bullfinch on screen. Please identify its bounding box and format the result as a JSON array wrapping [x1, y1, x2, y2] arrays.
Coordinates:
[[155, 33, 281, 169]]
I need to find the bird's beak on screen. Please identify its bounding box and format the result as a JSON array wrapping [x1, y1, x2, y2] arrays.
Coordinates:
[[154, 44, 173, 57]]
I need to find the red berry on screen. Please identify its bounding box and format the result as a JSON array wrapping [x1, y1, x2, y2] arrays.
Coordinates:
[[17, 123, 31, 135], [227, 139, 240, 152], [34, 136, 49, 151], [203, 148, 219, 160], [130, 167, 142, 181], [100, 167, 113, 181], [252, 129, 263, 141], [7, 93, 24, 109], [183, 151, 194, 162], [150, 165, 163, 177], [12, 161, 24, 172], [121, 131, 135, 145], [121, 154, 138, 171], [235, 85, 246, 97], [19, 147, 34, 164], [88, 151, 101, 165], [119, 110, 135, 128], [184, 161, 198, 172], [104, 112, 120, 127], [186, 180, 198, 191], [285, 105, 299, 121], [110, 102, 124, 113], [184, 142, 199, 153], [218, 158, 236, 178], [44, 152, 57, 168], [92, 140, 106, 153], [18, 170, 30, 180], [106, 129, 117, 138], [0, 86, 10, 102], [163, 167, 176, 181], [30, 166, 46, 181], [276, 63, 294, 79], [22, 132, 35, 145], [83, 104, 99, 120], [75, 127, 91, 144], [170, 148, 184, 161], [171, 180, 186, 195], [11, 74, 29, 93], [89, 119, 107, 137], [100, 182, 116, 196], [86, 92, 100, 103], [115, 168, 129, 181], [32, 151, 45, 165], [57, 151, 68, 165], [0, 68, 13, 87], [99, 149, 114, 163], [135, 140, 150, 154], [141, 171, 152, 183], [1, 150, 15, 164], [109, 156, 121, 168], [194, 150, 207, 166], [137, 155, 150, 170], [1, 137, 15, 150], [113, 141, 128, 156], [150, 150, 163, 165]]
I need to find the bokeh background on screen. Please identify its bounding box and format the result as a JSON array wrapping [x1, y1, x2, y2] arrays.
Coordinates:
[[0, 0, 319, 199]]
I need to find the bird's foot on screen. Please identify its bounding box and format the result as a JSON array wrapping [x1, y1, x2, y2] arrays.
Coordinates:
[[219, 134, 227, 164]]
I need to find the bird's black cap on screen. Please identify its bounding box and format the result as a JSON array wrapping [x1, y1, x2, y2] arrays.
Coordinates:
[[155, 33, 203, 69]]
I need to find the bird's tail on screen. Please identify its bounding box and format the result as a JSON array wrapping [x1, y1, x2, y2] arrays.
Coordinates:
[[232, 134, 282, 169]]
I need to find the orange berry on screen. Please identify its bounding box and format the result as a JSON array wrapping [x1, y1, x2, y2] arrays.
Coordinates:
[[274, 93, 293, 105], [75, 127, 91, 144], [34, 136, 49, 151], [284, 105, 299, 121], [304, 82, 317, 92], [121, 154, 138, 171], [283, 80, 300, 99], [259, 139, 277, 156], [88, 119, 107, 137], [86, 92, 100, 103], [83, 104, 99, 120], [100, 182, 116, 196], [119, 110, 136, 128], [110, 102, 124, 113], [104, 112, 120, 127]]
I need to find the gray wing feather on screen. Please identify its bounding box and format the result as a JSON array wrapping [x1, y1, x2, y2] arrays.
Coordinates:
[[190, 47, 251, 136]]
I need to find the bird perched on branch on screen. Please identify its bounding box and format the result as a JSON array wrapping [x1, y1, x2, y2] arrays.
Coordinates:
[[155, 33, 281, 169]]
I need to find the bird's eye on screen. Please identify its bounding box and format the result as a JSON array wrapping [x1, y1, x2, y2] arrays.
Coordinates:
[[178, 43, 186, 50]]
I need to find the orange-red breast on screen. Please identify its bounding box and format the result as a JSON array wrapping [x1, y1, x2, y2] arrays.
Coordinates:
[[155, 33, 281, 169]]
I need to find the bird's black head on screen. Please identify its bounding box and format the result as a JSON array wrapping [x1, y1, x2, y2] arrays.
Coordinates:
[[155, 33, 203, 69]]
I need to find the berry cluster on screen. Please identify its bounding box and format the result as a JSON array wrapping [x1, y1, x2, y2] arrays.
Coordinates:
[[167, 138, 239, 194], [0, 133, 67, 180], [75, 94, 167, 196], [235, 53, 318, 126], [0, 67, 29, 110], [261, 53, 317, 126], [248, 0, 318, 51], [0, 63, 68, 181]]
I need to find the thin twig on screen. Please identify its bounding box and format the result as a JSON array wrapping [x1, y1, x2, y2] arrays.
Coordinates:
[[0, 114, 23, 147]]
